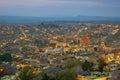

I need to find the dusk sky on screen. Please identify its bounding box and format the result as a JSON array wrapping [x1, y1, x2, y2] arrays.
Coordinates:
[[0, 0, 120, 17]]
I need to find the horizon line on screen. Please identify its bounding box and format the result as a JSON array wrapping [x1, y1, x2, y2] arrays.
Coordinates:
[[0, 15, 120, 18]]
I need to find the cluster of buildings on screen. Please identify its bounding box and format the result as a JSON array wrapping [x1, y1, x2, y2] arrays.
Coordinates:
[[0, 23, 120, 80]]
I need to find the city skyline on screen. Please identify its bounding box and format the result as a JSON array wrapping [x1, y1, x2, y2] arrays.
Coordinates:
[[0, 0, 120, 17]]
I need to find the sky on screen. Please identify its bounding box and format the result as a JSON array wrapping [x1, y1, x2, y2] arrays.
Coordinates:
[[0, 0, 120, 17]]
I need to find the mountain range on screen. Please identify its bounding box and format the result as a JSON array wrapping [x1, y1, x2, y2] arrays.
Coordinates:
[[0, 16, 120, 24]]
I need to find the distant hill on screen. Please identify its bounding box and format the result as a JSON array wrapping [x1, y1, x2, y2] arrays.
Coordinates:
[[0, 16, 120, 24]]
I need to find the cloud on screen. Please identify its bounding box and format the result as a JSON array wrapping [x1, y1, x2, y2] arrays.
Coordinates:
[[51, 0, 120, 6], [0, 0, 120, 17], [0, 0, 49, 6], [0, 0, 120, 8]]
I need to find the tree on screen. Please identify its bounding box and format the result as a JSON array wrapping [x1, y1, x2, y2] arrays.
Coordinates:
[[0, 53, 12, 62], [97, 58, 107, 72], [65, 60, 80, 69], [17, 67, 37, 80], [81, 60, 94, 72], [55, 68, 77, 80], [41, 73, 56, 80], [0, 68, 5, 78]]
